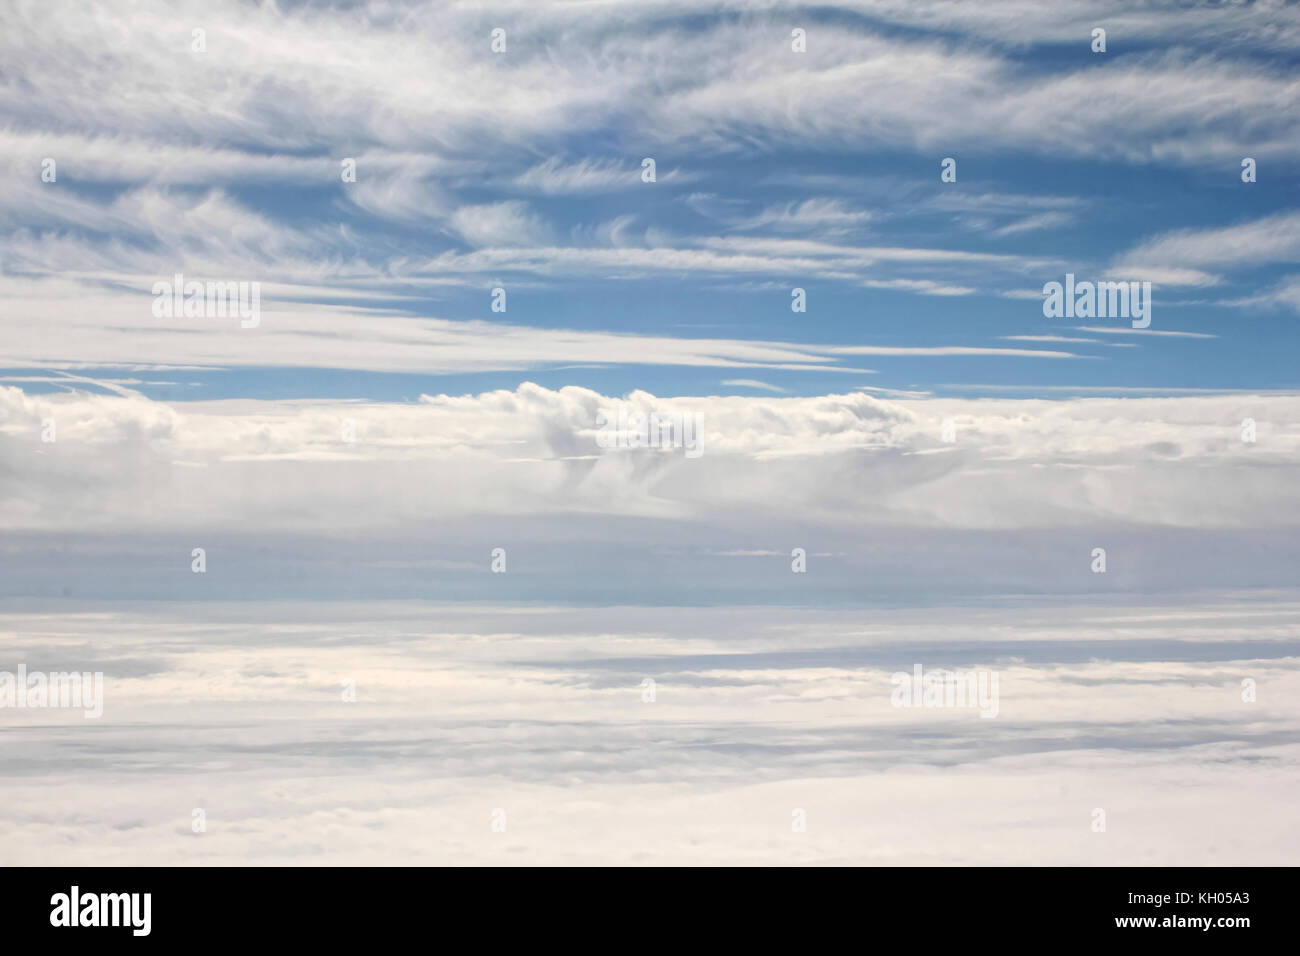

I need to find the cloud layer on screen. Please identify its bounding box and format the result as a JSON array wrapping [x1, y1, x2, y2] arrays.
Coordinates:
[[1, 599, 1296, 865], [4, 383, 1297, 533]]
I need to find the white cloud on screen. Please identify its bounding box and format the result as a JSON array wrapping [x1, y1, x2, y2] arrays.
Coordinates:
[[989, 211, 1074, 237], [732, 198, 874, 235], [1, 598, 1297, 864], [1073, 326, 1216, 339], [1003, 335, 1100, 344], [3, 383, 1297, 535], [1220, 274, 1300, 314], [1, 276, 1070, 375], [860, 278, 978, 296], [510, 157, 636, 195], [1118, 212, 1300, 275], [719, 379, 788, 393], [448, 201, 554, 248], [3, 1, 1290, 176]]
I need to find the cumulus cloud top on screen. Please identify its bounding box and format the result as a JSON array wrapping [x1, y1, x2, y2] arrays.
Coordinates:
[[3, 383, 1296, 534]]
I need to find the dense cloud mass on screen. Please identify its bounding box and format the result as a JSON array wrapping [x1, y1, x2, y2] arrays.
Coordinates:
[[1, 600, 1297, 865], [2, 383, 1297, 532]]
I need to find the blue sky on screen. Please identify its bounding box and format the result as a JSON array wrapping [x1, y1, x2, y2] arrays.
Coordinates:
[[1, 0, 1298, 402]]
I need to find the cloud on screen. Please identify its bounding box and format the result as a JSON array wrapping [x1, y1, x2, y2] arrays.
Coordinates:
[[989, 212, 1075, 237], [1, 598, 1297, 864], [860, 278, 978, 296], [510, 157, 637, 195], [830, 345, 1077, 357], [825, 0, 1300, 51], [1073, 326, 1216, 339], [6, 0, 1286, 321], [928, 191, 1081, 238], [1, 276, 1080, 375], [1117, 212, 1300, 278], [731, 198, 874, 235], [4, 1, 1291, 175], [719, 379, 789, 393], [1219, 274, 1300, 315], [448, 201, 554, 248], [3, 383, 1297, 539], [647, 32, 1298, 164], [1003, 335, 1101, 344]]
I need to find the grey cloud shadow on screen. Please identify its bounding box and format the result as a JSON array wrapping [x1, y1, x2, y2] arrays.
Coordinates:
[[1, 715, 1292, 788]]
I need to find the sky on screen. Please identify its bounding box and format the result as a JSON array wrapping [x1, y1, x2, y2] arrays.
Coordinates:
[[1, 0, 1299, 866], [1, 0, 1298, 402]]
